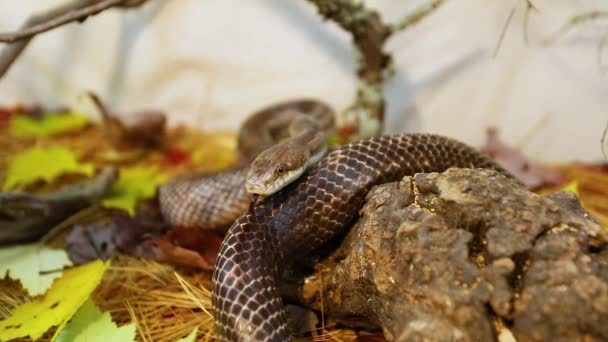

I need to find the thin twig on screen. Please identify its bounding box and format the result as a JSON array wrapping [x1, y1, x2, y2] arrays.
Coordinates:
[[599, 34, 608, 73], [542, 11, 608, 45], [0, 0, 148, 78], [522, 0, 540, 44], [494, 6, 516, 57], [389, 0, 445, 33], [87, 91, 124, 133], [541, 10, 608, 71], [601, 120, 608, 161], [0, 0, 126, 43]]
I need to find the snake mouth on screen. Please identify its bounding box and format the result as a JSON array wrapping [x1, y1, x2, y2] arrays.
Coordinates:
[[245, 146, 327, 196], [246, 168, 305, 196]]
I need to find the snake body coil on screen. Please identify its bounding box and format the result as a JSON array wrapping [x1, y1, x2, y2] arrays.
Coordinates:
[[212, 134, 509, 340], [159, 100, 335, 230]]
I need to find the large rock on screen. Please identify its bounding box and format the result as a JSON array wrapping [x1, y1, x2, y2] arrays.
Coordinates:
[[287, 168, 608, 341]]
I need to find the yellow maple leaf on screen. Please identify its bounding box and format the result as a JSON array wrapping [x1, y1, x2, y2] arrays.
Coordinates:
[[101, 167, 167, 215], [3, 146, 95, 190], [0, 260, 110, 341], [10, 112, 89, 138]]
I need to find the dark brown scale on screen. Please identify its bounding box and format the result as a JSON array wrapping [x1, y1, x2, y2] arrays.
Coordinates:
[[212, 133, 512, 341]]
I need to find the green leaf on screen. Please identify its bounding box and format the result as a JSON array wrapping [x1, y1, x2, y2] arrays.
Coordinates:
[[176, 327, 198, 342], [10, 112, 89, 138], [3, 146, 95, 190], [0, 260, 110, 341], [102, 167, 167, 215], [0, 243, 72, 296], [55, 298, 136, 342], [327, 133, 342, 147]]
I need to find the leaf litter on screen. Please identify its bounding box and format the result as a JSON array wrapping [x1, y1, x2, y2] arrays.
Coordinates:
[[0, 260, 109, 341]]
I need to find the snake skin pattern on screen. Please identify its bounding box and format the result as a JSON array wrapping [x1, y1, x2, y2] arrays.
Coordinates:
[[158, 99, 335, 231], [159, 168, 250, 230], [212, 133, 511, 341]]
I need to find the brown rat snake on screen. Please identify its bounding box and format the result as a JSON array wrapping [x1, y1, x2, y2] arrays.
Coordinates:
[[159, 100, 509, 341]]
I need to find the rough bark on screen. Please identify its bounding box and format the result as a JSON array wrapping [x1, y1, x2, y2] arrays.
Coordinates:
[[286, 168, 608, 341]]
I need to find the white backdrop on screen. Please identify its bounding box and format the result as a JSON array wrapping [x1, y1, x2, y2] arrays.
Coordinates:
[[0, 0, 606, 162]]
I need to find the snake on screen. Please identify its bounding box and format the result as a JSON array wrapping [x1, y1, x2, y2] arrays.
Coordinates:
[[211, 133, 511, 340], [157, 100, 511, 340], [158, 99, 335, 230]]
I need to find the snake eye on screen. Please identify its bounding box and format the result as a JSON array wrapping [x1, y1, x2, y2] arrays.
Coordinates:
[[276, 166, 284, 174]]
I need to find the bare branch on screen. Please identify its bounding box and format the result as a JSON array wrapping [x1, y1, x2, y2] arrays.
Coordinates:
[[599, 34, 608, 73], [523, 0, 540, 44], [602, 119, 608, 161], [306, 0, 445, 139], [493, 1, 541, 55], [389, 0, 445, 33], [540, 10, 608, 71], [542, 11, 608, 45], [0, 0, 127, 43], [307, 0, 390, 139], [494, 6, 516, 57], [0, 0, 149, 78]]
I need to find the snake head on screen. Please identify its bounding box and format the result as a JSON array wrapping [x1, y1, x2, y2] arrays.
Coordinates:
[[245, 143, 308, 196]]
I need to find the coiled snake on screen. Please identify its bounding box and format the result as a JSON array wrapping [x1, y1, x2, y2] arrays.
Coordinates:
[[159, 99, 335, 230], [159, 101, 509, 341]]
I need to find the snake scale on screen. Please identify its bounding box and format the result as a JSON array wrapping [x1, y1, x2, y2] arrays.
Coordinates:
[[212, 134, 509, 340]]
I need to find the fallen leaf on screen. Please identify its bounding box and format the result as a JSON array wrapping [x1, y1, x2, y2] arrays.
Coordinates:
[[66, 205, 166, 265], [561, 180, 579, 195], [176, 327, 198, 342], [335, 123, 356, 144], [191, 134, 237, 172], [0, 107, 11, 124], [152, 238, 214, 270], [481, 127, 565, 189], [10, 112, 89, 137], [3, 146, 95, 190], [168, 226, 223, 266], [66, 223, 116, 265], [327, 133, 343, 148], [164, 147, 191, 165], [101, 167, 167, 215], [0, 260, 110, 341], [55, 298, 136, 342], [0, 243, 71, 296]]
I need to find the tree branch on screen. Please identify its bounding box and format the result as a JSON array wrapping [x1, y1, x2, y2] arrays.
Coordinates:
[[307, 0, 445, 139], [389, 0, 445, 33], [0, 0, 148, 78], [307, 0, 389, 139], [0, 0, 125, 43]]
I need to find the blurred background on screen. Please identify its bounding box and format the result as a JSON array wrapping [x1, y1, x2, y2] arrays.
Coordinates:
[[0, 0, 606, 162]]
